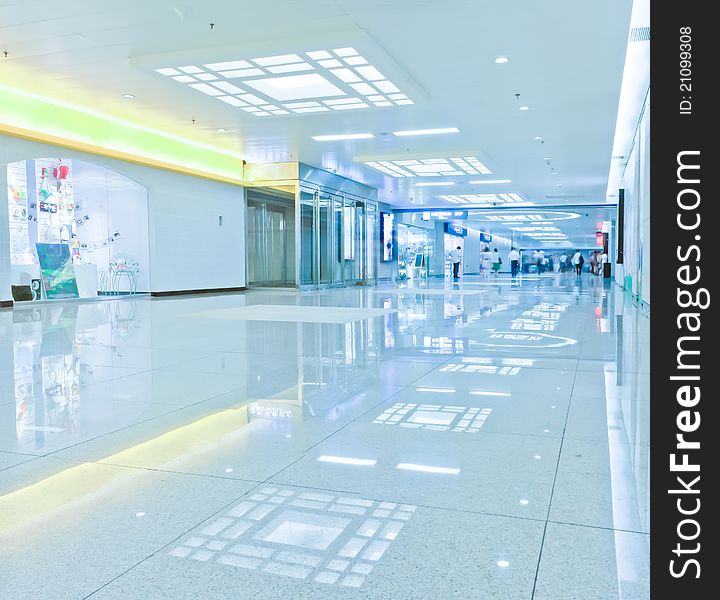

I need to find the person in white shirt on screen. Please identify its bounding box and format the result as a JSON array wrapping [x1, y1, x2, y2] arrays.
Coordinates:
[[491, 248, 502, 276], [572, 250, 584, 275], [480, 246, 494, 278], [559, 253, 567, 272], [449, 246, 462, 279], [507, 247, 520, 277]]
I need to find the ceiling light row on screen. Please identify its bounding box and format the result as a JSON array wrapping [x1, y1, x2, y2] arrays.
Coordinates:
[[439, 193, 526, 205], [365, 157, 492, 178], [312, 127, 459, 142]]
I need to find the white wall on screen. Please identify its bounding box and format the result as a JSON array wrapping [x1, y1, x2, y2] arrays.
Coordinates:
[[0, 134, 246, 301], [616, 94, 650, 307]]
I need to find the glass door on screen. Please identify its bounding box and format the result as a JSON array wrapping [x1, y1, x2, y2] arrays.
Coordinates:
[[299, 190, 316, 287], [247, 190, 295, 287], [318, 192, 332, 286]]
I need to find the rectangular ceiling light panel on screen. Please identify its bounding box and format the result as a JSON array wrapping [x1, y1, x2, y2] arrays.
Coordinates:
[[154, 48, 412, 117], [364, 157, 492, 178], [437, 193, 525, 205]]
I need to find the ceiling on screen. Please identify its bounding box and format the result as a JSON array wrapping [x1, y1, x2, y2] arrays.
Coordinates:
[[0, 0, 633, 208], [462, 205, 616, 249]]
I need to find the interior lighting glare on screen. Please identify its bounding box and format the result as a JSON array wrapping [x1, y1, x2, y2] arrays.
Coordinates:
[[412, 181, 455, 187], [121, 93, 136, 99], [396, 463, 461, 475], [469, 390, 511, 397], [312, 133, 375, 141], [415, 387, 456, 393], [317, 455, 377, 466], [154, 49, 413, 117], [494, 57, 510, 64], [519, 106, 529, 111], [533, 136, 543, 141], [392, 127, 460, 136], [497, 560, 511, 568], [467, 179, 511, 184]]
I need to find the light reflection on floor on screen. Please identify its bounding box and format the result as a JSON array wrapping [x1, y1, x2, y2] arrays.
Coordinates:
[[0, 273, 649, 598]]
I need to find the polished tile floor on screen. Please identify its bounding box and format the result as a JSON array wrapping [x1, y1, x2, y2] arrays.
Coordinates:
[[0, 273, 649, 599]]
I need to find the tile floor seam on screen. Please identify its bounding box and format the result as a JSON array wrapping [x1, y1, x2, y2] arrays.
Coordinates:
[[530, 345, 582, 600], [80, 479, 274, 600], [37, 389, 257, 460], [545, 519, 649, 536]]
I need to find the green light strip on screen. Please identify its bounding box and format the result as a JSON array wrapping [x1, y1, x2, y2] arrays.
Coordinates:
[[0, 85, 245, 183]]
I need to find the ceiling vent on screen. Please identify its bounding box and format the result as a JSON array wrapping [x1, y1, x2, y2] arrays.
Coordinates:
[[630, 27, 650, 42]]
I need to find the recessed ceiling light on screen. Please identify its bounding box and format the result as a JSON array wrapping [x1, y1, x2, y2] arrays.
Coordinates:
[[497, 560, 511, 568], [154, 49, 413, 117], [121, 93, 135, 99], [543, 157, 551, 160], [365, 156, 491, 177], [312, 133, 374, 141], [519, 106, 529, 111], [494, 57, 510, 64], [392, 127, 460, 137], [533, 136, 543, 141], [217, 128, 228, 133], [412, 181, 455, 187], [551, 171, 557, 175], [467, 179, 511, 184]]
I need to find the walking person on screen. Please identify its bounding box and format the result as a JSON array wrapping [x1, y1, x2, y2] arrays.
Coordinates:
[[589, 251, 598, 275], [491, 248, 502, 276], [508, 247, 520, 278], [480, 246, 494, 278], [572, 249, 584, 275], [559, 252, 567, 272], [449, 245, 462, 279]]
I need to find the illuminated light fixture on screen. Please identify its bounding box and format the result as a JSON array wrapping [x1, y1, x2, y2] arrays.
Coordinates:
[[533, 136, 543, 141], [467, 179, 511, 184], [415, 387, 455, 393], [494, 57, 510, 64], [224, 467, 234, 473], [190, 83, 223, 96], [469, 390, 511, 397], [217, 128, 228, 133], [392, 127, 460, 137], [364, 156, 491, 178], [533, 455, 542, 459], [396, 463, 461, 475], [439, 193, 525, 204], [497, 560, 511, 568], [312, 133, 375, 141], [317, 455, 377, 466], [412, 181, 455, 187], [135, 512, 146, 517], [519, 499, 530, 505], [154, 49, 412, 117], [121, 93, 135, 99], [519, 106, 529, 111]]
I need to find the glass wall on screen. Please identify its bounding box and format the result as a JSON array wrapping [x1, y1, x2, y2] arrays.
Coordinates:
[[298, 186, 377, 289], [247, 188, 295, 286], [244, 163, 378, 290]]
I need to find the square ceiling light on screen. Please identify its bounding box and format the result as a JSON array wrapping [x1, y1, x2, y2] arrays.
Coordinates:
[[438, 193, 525, 204], [154, 48, 412, 117], [364, 157, 491, 178]]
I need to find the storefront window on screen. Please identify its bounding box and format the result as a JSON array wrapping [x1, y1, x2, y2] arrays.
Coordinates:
[[7, 158, 149, 301]]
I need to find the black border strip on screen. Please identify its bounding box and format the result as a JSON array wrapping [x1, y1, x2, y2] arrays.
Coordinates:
[[651, 3, 717, 594]]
